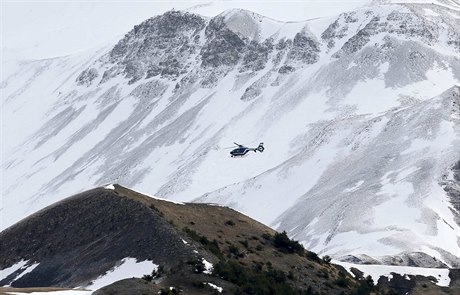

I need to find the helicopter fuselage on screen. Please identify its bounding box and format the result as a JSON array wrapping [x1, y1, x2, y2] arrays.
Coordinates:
[[230, 143, 264, 157], [230, 147, 252, 157]]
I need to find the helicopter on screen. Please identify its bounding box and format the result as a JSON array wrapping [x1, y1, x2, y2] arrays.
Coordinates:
[[229, 142, 264, 157]]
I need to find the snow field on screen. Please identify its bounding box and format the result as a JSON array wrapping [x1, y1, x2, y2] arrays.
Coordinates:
[[335, 260, 451, 287]]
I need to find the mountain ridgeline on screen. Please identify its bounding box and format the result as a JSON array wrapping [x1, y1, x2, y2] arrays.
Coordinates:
[[2, 185, 460, 294], [2, 1, 460, 273], [0, 185, 366, 294]]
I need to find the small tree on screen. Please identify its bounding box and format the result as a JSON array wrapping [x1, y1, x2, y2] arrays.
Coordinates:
[[273, 231, 304, 254]]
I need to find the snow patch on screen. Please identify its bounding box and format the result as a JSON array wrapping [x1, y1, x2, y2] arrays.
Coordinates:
[[0, 260, 29, 282], [202, 258, 213, 275], [335, 261, 451, 287], [88, 258, 158, 290], [206, 282, 223, 293], [7, 291, 92, 295], [104, 184, 115, 190], [423, 8, 440, 17], [13, 262, 40, 282], [343, 180, 365, 193], [0, 260, 40, 287]]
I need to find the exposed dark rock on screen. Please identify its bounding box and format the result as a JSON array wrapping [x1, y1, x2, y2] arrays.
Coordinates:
[[321, 19, 349, 49], [272, 38, 292, 66], [241, 85, 262, 102], [286, 31, 320, 64], [124, 60, 145, 84], [343, 12, 359, 23], [337, 16, 380, 56], [278, 65, 295, 74], [200, 28, 246, 68], [386, 10, 438, 42], [76, 68, 99, 86], [200, 70, 222, 88], [339, 254, 380, 265], [239, 39, 274, 72], [100, 67, 119, 84], [450, 269, 460, 288], [240, 72, 271, 101], [106, 11, 206, 83], [321, 20, 340, 49], [447, 39, 460, 51], [380, 252, 448, 268], [130, 80, 168, 100], [76, 5, 457, 91], [334, 9, 440, 58], [275, 38, 291, 51], [110, 11, 205, 60]]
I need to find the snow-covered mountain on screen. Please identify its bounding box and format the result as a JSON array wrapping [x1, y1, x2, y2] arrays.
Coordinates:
[[2, 0, 460, 268]]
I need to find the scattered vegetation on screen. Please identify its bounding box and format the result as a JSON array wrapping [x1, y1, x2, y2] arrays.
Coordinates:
[[177, 211, 394, 294], [188, 258, 206, 273], [212, 260, 311, 294], [239, 239, 249, 249], [273, 231, 305, 255], [334, 272, 349, 288], [149, 204, 164, 217], [350, 275, 375, 295], [225, 220, 236, 226], [153, 265, 165, 278], [228, 244, 245, 258], [192, 281, 206, 289], [183, 227, 200, 241], [306, 251, 321, 263], [261, 233, 271, 240], [141, 274, 153, 282], [159, 287, 180, 295], [183, 227, 222, 258], [142, 265, 165, 282]]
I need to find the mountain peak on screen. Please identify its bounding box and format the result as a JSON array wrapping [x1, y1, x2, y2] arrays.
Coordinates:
[[206, 8, 267, 42]]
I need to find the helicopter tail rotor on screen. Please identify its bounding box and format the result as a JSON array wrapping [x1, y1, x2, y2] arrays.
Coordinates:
[[257, 142, 264, 152]]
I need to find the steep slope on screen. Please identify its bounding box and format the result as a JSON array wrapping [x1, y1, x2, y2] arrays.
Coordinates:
[[0, 186, 196, 288], [0, 185, 361, 294], [200, 86, 460, 266], [2, 1, 460, 268]]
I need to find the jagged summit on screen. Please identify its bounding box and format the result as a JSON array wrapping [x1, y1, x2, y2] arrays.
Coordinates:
[[81, 2, 460, 87]]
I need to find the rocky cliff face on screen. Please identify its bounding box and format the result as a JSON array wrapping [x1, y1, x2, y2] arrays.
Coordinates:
[[2, 2, 460, 270]]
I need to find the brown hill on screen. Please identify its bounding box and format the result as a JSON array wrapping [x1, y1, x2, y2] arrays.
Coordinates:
[[0, 184, 368, 294], [14, 185, 460, 294]]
